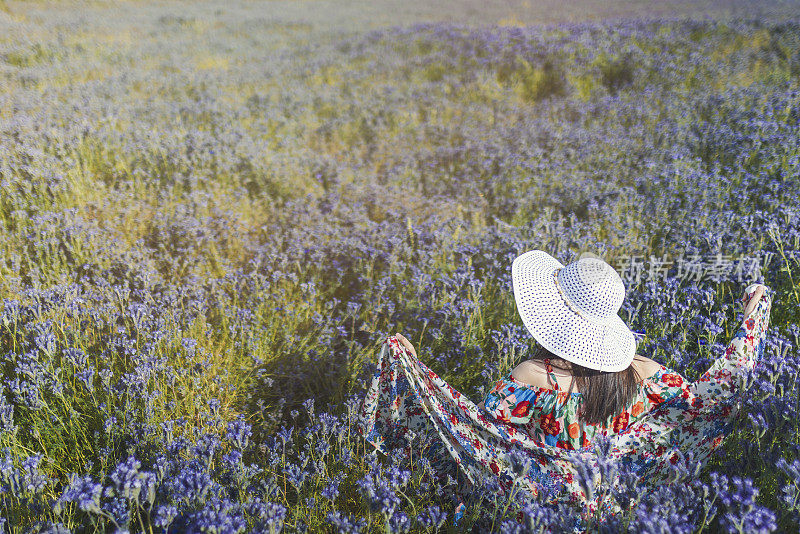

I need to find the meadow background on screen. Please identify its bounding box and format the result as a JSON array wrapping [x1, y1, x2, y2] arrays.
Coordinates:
[[2, 0, 800, 532]]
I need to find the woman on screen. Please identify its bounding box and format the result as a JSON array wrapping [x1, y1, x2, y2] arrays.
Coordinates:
[[358, 250, 772, 518]]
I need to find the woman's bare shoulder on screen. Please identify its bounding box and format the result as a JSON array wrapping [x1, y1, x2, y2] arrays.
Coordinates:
[[510, 360, 553, 389], [631, 354, 663, 380], [511, 356, 662, 387]]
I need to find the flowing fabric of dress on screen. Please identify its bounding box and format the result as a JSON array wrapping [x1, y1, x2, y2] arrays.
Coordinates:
[[357, 286, 773, 520]]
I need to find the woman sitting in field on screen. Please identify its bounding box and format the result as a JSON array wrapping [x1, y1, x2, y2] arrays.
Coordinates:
[[358, 250, 772, 520]]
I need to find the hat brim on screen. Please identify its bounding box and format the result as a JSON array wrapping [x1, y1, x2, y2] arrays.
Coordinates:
[[512, 250, 636, 372]]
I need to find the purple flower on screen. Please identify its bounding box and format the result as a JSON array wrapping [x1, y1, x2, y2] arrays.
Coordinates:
[[154, 504, 178, 528], [326, 511, 366, 534], [711, 473, 777, 534], [226, 416, 252, 450], [251, 502, 287, 533], [388, 511, 411, 533], [58, 474, 102, 513], [417, 505, 447, 529]]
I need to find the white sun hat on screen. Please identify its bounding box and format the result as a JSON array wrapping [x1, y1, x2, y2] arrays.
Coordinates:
[[511, 250, 637, 372]]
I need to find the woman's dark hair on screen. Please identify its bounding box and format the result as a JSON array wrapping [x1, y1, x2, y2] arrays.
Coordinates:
[[528, 344, 642, 425]]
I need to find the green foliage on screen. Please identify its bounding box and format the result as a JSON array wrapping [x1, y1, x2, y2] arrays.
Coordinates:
[[594, 52, 636, 95], [514, 58, 567, 102]]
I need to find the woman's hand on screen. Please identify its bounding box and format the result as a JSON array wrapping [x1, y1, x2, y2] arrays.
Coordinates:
[[742, 283, 767, 318], [395, 333, 418, 358]]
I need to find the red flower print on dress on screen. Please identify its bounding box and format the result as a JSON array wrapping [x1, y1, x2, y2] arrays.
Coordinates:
[[568, 422, 580, 439], [613, 411, 630, 433], [685, 408, 701, 421], [631, 401, 645, 417], [557, 440, 575, 450], [539, 413, 561, 435], [647, 391, 665, 404], [746, 318, 755, 330], [496, 408, 512, 424], [511, 401, 531, 418], [490, 461, 500, 475], [662, 374, 683, 387]]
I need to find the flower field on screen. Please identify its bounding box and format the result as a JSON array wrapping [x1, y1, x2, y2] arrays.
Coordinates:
[[2, 0, 800, 531]]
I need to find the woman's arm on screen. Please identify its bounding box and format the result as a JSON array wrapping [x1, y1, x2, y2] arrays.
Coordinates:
[[695, 283, 771, 388], [395, 333, 417, 358], [637, 284, 772, 415], [396, 332, 491, 412], [614, 283, 774, 485]]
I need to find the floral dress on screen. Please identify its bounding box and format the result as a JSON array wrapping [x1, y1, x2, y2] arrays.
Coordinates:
[[357, 286, 773, 519], [482, 359, 693, 451]]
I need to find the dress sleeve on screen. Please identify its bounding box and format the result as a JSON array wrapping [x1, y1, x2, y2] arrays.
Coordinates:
[[587, 286, 774, 518], [482, 377, 539, 425], [640, 285, 773, 416], [696, 285, 773, 387], [613, 285, 774, 472], [637, 365, 692, 415]]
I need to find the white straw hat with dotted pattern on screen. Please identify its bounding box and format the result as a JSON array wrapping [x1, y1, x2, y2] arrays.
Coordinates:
[[512, 250, 637, 372]]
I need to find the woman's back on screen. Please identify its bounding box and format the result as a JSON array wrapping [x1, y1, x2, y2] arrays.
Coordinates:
[[509, 355, 663, 394], [482, 355, 691, 449]]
